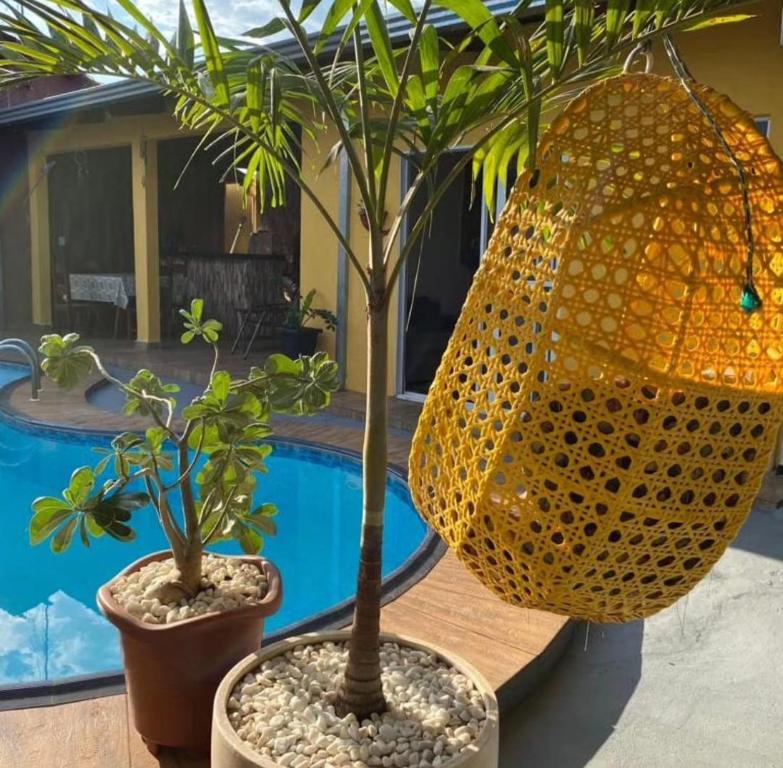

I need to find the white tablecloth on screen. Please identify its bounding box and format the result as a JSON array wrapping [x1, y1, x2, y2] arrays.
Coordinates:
[[69, 273, 135, 310]]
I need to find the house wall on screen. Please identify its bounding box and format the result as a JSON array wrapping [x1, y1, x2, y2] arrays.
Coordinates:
[[299, 127, 400, 393]]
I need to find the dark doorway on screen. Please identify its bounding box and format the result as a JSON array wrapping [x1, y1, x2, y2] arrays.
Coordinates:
[[48, 146, 134, 277], [157, 136, 226, 257], [402, 150, 483, 395], [0, 132, 32, 328]]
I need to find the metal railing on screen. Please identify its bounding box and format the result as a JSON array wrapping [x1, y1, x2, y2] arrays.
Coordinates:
[[0, 338, 41, 400]]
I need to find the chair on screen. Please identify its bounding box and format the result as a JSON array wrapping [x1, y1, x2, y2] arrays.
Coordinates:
[[230, 269, 292, 359], [52, 271, 100, 334], [231, 302, 290, 358], [160, 252, 188, 339], [113, 297, 137, 339]]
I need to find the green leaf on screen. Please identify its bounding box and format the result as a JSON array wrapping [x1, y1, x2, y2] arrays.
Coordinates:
[[365, 1, 400, 94], [385, 0, 418, 23], [181, 330, 196, 344], [684, 13, 755, 31], [102, 491, 151, 513], [190, 298, 204, 322], [94, 454, 112, 477], [111, 0, 176, 60], [420, 24, 440, 115], [124, 369, 177, 419], [65, 466, 95, 508], [572, 0, 594, 65], [633, 0, 656, 37], [85, 515, 105, 539], [298, 0, 323, 23], [435, 0, 517, 67], [177, 0, 195, 67], [244, 18, 286, 38], [79, 516, 91, 548], [30, 497, 73, 545], [145, 426, 167, 452], [264, 353, 300, 376], [236, 524, 263, 555], [250, 513, 277, 537], [191, 0, 230, 108], [39, 333, 95, 390], [545, 0, 564, 77], [319, 0, 354, 44], [51, 517, 78, 554], [655, 0, 677, 28], [256, 502, 278, 517], [527, 94, 542, 171], [210, 370, 231, 403], [606, 0, 630, 48]]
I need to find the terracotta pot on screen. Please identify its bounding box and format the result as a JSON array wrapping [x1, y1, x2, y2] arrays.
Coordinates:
[[97, 550, 283, 753], [211, 630, 500, 768]]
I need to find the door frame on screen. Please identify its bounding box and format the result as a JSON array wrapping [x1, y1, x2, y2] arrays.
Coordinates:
[[395, 148, 505, 400]]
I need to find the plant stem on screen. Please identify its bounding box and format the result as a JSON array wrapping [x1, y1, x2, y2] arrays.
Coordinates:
[[337, 279, 389, 718]]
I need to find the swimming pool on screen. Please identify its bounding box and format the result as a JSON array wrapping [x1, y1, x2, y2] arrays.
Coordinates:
[[0, 364, 430, 689]]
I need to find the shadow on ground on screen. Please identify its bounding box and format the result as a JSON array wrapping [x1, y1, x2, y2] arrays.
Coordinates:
[[500, 506, 783, 768], [499, 619, 643, 768]]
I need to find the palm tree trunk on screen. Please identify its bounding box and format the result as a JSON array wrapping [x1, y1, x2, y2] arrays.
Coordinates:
[[337, 296, 389, 718]]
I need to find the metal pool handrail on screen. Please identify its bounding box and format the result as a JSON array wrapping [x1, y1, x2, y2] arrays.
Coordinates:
[[0, 338, 41, 400]]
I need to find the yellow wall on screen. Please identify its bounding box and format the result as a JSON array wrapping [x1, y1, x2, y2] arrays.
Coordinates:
[[344, 157, 401, 394], [656, 0, 783, 155], [299, 127, 340, 365]]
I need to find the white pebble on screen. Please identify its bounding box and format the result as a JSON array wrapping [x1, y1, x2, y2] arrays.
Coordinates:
[[228, 641, 487, 768], [111, 554, 268, 625]]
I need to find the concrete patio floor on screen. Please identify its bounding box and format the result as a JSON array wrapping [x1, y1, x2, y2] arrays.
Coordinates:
[[500, 502, 783, 768]]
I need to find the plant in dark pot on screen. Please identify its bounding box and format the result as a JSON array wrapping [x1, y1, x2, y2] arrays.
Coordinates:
[[30, 299, 339, 753], [278, 287, 337, 358]]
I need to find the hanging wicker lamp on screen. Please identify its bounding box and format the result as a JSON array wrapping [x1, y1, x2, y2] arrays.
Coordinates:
[[409, 72, 783, 623]]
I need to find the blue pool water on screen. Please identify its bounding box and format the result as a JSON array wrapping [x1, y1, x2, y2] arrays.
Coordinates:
[[0, 364, 427, 687]]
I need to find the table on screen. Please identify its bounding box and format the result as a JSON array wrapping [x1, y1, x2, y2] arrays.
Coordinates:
[[69, 273, 135, 310]]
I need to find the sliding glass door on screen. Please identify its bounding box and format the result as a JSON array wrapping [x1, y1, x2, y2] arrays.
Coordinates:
[[399, 150, 485, 397]]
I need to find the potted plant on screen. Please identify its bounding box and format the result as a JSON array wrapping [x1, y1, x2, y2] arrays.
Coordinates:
[[3, 1, 738, 766], [29, 298, 339, 753], [278, 287, 337, 358]]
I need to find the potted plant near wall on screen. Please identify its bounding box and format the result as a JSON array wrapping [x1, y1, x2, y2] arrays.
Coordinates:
[[29, 299, 339, 753], [278, 287, 337, 358], [2, 1, 742, 765]]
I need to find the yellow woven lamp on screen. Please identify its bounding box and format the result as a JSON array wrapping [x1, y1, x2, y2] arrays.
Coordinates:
[[409, 72, 783, 623]]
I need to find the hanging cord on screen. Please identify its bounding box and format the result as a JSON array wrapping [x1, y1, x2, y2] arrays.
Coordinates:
[[663, 35, 762, 313], [622, 39, 654, 74]]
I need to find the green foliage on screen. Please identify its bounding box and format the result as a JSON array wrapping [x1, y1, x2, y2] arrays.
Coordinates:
[[31, 300, 339, 560], [179, 298, 223, 344], [285, 289, 338, 331], [123, 369, 180, 419], [39, 333, 95, 389], [31, 466, 149, 553]]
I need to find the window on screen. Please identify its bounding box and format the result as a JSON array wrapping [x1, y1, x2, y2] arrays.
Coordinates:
[[755, 116, 771, 138]]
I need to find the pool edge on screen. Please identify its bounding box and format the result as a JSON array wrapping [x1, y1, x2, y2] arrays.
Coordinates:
[[0, 371, 446, 710]]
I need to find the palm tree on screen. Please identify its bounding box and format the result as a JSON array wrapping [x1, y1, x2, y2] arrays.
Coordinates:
[[0, 0, 748, 718]]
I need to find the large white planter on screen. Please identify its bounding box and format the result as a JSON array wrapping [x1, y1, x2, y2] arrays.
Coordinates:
[[212, 630, 500, 768]]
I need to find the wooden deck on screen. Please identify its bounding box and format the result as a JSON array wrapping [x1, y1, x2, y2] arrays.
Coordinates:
[[0, 356, 571, 768]]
